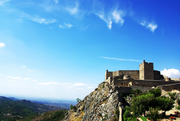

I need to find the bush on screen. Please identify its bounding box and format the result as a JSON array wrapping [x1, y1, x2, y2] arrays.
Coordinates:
[[115, 109, 119, 118], [147, 108, 160, 121], [123, 110, 132, 121], [149, 88, 161, 97], [177, 106, 180, 110], [168, 92, 176, 100], [70, 104, 77, 112], [130, 89, 142, 96], [177, 99, 180, 106]]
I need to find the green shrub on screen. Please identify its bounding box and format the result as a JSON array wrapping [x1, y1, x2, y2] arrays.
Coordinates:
[[123, 110, 132, 121], [70, 104, 77, 112], [149, 88, 161, 97], [168, 92, 176, 100], [177, 106, 180, 110], [177, 99, 180, 106], [115, 109, 119, 118], [147, 108, 160, 121]]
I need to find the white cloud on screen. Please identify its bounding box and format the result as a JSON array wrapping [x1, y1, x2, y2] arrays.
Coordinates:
[[100, 56, 142, 62], [0, 43, 5, 47], [95, 8, 125, 29], [0, 74, 2, 76], [140, 20, 146, 26], [37, 82, 60, 85], [112, 9, 124, 26], [73, 83, 86, 87], [7, 76, 22, 80], [32, 79, 38, 82], [23, 78, 31, 81], [22, 65, 26, 68], [59, 23, 73, 29], [28, 70, 33, 72], [18, 11, 57, 25], [66, 2, 79, 15], [31, 17, 57, 24], [37, 82, 88, 90], [53, 0, 58, 4], [140, 20, 157, 32], [0, 0, 10, 5], [161, 68, 180, 78], [147, 23, 157, 33]]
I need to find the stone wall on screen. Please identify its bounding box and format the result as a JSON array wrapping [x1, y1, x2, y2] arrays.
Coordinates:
[[105, 70, 139, 80], [117, 87, 132, 94], [131, 86, 152, 92], [112, 78, 180, 88], [159, 83, 180, 91], [154, 70, 164, 80]]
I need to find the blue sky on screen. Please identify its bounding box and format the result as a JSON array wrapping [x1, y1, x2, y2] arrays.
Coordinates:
[[0, 0, 180, 100]]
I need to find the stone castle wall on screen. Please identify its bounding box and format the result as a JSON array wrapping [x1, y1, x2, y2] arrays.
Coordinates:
[[112, 78, 180, 88], [159, 83, 180, 91], [105, 70, 139, 80]]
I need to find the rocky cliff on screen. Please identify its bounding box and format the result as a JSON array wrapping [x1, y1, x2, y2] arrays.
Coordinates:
[[63, 82, 128, 121]]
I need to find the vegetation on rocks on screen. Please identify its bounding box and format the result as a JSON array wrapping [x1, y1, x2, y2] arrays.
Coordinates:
[[123, 88, 175, 120]]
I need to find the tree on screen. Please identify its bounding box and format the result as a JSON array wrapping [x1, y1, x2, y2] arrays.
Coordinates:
[[131, 93, 155, 117], [76, 98, 81, 103], [70, 104, 73, 109], [149, 88, 161, 97], [156, 96, 174, 115]]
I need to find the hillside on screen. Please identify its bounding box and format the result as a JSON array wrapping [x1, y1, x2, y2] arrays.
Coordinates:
[[0, 96, 62, 121], [64, 82, 125, 121], [63, 82, 180, 121], [19, 110, 67, 121]]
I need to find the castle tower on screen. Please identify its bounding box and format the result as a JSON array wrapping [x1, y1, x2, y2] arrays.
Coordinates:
[[139, 60, 154, 80]]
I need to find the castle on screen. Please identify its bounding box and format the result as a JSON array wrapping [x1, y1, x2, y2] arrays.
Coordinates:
[[104, 60, 180, 91]]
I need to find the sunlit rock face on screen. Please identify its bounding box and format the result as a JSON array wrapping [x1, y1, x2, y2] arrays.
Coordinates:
[[63, 82, 126, 121]]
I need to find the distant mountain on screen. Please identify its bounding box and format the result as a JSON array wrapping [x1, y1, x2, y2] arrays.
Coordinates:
[[8, 97, 19, 100], [30, 100, 77, 109], [0, 96, 63, 121], [0, 96, 13, 101]]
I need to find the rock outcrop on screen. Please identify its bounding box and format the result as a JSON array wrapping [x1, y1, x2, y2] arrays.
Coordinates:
[[63, 82, 127, 121]]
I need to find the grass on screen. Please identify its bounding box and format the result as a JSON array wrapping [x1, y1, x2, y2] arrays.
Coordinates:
[[140, 116, 147, 121]]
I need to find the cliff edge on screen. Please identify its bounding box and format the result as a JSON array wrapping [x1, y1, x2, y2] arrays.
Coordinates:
[[63, 82, 127, 121]]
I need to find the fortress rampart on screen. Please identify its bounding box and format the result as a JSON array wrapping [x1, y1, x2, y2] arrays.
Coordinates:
[[104, 60, 180, 91]]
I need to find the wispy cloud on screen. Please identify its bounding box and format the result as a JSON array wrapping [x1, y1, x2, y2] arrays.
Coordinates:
[[0, 74, 2, 76], [31, 17, 57, 24], [28, 70, 33, 72], [37, 82, 90, 90], [161, 68, 180, 78], [66, 2, 79, 15], [7, 76, 22, 80], [112, 9, 125, 26], [0, 0, 10, 5], [95, 8, 125, 29], [140, 20, 157, 33], [23, 78, 31, 81], [100, 56, 142, 62], [15, 11, 57, 25], [73, 83, 86, 87], [22, 65, 26, 68], [59, 23, 73, 29], [53, 0, 58, 4], [0, 43, 5, 47]]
